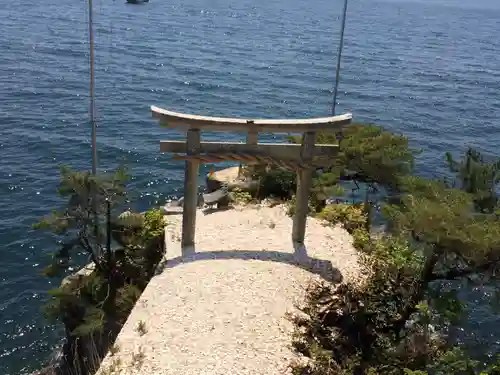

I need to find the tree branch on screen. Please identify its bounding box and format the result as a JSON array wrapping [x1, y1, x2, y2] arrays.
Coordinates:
[[79, 233, 103, 272]]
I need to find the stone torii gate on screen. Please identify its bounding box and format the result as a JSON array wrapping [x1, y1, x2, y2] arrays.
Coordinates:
[[151, 106, 352, 248]]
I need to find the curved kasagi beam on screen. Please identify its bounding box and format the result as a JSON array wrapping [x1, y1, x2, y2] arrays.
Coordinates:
[[151, 106, 352, 133]]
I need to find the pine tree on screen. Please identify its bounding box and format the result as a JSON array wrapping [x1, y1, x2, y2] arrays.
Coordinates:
[[446, 147, 500, 213], [288, 139, 500, 374], [35, 166, 166, 374], [35, 166, 128, 277]]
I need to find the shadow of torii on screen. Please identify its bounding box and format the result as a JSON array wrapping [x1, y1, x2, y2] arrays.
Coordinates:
[[155, 242, 343, 283]]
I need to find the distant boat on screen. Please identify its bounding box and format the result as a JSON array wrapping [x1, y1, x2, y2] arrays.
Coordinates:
[[126, 0, 149, 3]]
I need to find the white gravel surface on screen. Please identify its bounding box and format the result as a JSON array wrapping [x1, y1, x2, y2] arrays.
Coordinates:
[[98, 204, 360, 375]]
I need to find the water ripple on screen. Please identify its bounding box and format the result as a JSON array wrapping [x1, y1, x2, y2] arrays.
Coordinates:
[[1, 0, 500, 373]]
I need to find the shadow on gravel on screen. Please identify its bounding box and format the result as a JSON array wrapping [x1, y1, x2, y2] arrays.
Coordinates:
[[155, 242, 343, 283]]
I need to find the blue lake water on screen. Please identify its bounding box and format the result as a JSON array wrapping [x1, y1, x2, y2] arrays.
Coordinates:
[[1, 0, 499, 373]]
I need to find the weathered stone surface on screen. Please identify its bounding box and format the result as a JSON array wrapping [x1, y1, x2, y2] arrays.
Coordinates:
[[206, 166, 259, 194], [61, 263, 95, 287]]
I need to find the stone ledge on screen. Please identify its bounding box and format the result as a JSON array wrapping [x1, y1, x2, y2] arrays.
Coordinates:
[[207, 166, 259, 193]]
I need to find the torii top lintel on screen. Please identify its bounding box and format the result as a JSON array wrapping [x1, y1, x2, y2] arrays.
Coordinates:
[[151, 106, 352, 133]]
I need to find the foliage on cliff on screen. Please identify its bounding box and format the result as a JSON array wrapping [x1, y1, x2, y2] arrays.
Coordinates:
[[260, 124, 500, 374], [35, 166, 166, 374]]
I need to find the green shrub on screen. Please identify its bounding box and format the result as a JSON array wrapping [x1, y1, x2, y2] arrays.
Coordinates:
[[248, 165, 296, 200], [286, 195, 316, 217], [230, 187, 253, 204], [318, 203, 367, 233], [366, 235, 423, 270], [289, 236, 442, 375], [142, 209, 166, 241], [286, 195, 297, 216], [352, 228, 371, 252]]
